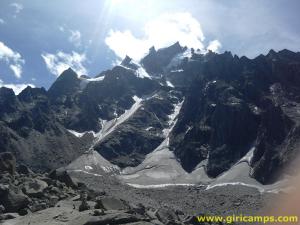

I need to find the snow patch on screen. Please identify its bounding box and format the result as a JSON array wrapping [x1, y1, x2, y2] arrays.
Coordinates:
[[170, 69, 184, 73], [206, 182, 265, 193], [70, 169, 103, 177], [166, 80, 174, 88], [205, 180, 290, 194], [68, 129, 98, 138], [166, 48, 192, 70], [136, 67, 151, 79], [67, 151, 120, 175], [237, 146, 255, 165], [91, 95, 143, 146], [79, 75, 105, 90], [185, 126, 192, 134], [119, 61, 151, 79], [120, 99, 188, 186], [84, 165, 93, 170], [127, 183, 194, 189], [87, 76, 105, 82]]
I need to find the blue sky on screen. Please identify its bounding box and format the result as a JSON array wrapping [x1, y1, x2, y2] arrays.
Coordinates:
[[0, 0, 300, 93]]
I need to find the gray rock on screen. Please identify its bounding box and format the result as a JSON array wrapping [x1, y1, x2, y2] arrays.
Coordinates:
[[18, 208, 28, 216], [79, 201, 90, 212], [83, 212, 142, 225], [30, 202, 47, 212], [93, 209, 105, 216], [0, 174, 12, 184], [49, 196, 59, 207], [0, 184, 9, 195], [155, 206, 180, 224], [0, 189, 30, 213], [0, 212, 19, 221], [22, 178, 48, 198], [16, 164, 32, 175], [95, 197, 129, 211], [129, 203, 146, 215], [0, 205, 5, 214], [48, 168, 78, 188], [79, 191, 90, 212], [0, 152, 16, 175]]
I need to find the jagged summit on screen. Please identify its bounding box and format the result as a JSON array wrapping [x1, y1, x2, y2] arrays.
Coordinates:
[[47, 68, 81, 99], [18, 86, 47, 102], [141, 42, 186, 75]]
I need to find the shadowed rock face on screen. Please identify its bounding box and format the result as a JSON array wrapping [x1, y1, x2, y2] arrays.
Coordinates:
[[141, 42, 186, 75], [169, 49, 300, 183], [1, 43, 300, 184]]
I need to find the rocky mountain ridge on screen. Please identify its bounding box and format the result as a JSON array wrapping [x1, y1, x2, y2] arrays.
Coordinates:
[[1, 42, 300, 186]]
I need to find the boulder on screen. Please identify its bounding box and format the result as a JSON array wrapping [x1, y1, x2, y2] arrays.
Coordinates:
[[95, 197, 129, 211], [0, 212, 19, 221], [18, 208, 28, 216], [22, 178, 48, 198], [0, 152, 16, 175], [129, 203, 146, 215], [0, 188, 30, 213], [29, 202, 47, 212], [93, 209, 105, 216], [49, 196, 59, 207], [155, 206, 180, 224], [0, 184, 9, 195], [79, 191, 90, 212], [0, 173, 12, 184], [48, 168, 78, 188], [0, 205, 5, 214], [17, 164, 32, 175]]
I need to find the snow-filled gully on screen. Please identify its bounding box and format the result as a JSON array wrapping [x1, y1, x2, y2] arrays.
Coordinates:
[[92, 95, 143, 147], [68, 94, 290, 193]]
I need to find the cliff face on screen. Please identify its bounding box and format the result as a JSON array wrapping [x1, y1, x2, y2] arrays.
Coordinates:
[[1, 44, 300, 184]]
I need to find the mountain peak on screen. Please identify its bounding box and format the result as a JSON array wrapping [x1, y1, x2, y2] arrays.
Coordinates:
[[141, 42, 185, 74], [60, 67, 78, 78], [48, 68, 81, 99], [149, 46, 156, 53], [18, 86, 47, 102], [0, 86, 16, 99], [121, 55, 132, 66]]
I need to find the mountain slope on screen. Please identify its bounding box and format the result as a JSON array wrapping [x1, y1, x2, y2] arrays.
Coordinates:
[[1, 44, 300, 185]]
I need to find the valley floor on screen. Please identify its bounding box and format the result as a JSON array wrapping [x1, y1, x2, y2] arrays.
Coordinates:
[[69, 171, 276, 216], [2, 172, 278, 225]]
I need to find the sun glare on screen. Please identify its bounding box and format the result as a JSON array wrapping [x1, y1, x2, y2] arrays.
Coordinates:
[[110, 0, 124, 6]]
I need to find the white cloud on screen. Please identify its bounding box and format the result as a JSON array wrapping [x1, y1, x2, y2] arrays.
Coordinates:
[[0, 79, 35, 95], [207, 40, 222, 53], [105, 12, 221, 60], [0, 18, 5, 24], [10, 3, 23, 16], [9, 64, 22, 79], [68, 30, 82, 47], [105, 30, 147, 60], [41, 51, 88, 76], [59, 27, 82, 48], [0, 41, 25, 78]]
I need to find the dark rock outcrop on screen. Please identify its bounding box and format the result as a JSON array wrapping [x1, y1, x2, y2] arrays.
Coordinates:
[[0, 152, 16, 175]]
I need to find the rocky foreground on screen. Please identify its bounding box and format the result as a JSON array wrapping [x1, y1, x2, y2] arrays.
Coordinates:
[[0, 152, 278, 225]]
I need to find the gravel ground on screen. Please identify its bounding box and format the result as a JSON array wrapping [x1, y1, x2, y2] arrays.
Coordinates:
[[69, 171, 277, 217]]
